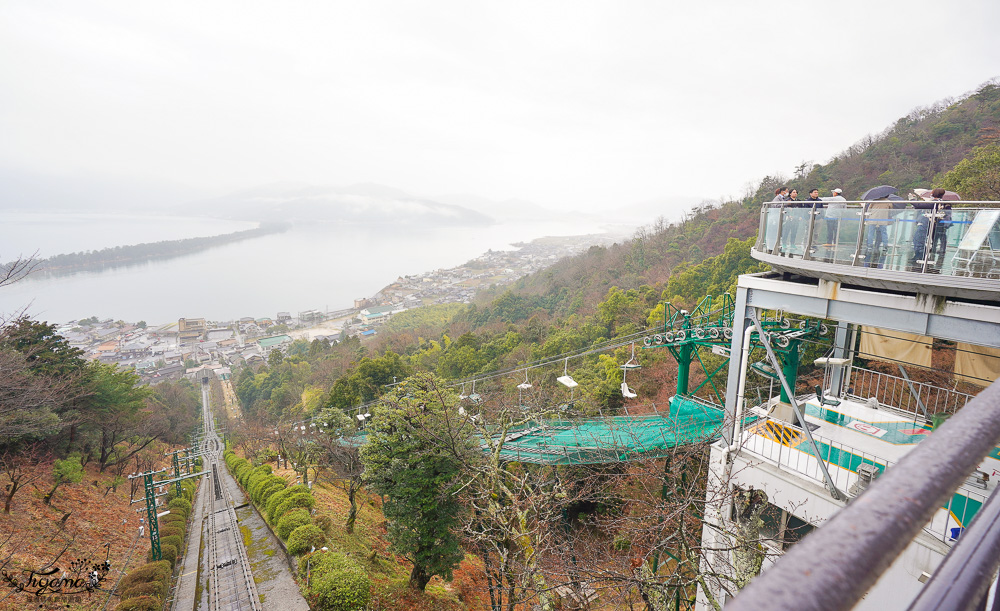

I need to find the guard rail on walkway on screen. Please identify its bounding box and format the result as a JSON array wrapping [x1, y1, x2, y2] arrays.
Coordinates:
[[725, 378, 1000, 611]]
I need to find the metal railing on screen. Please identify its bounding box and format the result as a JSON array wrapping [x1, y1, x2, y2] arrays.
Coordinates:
[[755, 202, 1000, 278], [726, 379, 1000, 611], [739, 417, 893, 496], [739, 413, 988, 545], [845, 366, 975, 423]]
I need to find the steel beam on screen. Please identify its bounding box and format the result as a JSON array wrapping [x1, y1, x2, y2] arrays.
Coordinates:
[[739, 273, 1000, 345]]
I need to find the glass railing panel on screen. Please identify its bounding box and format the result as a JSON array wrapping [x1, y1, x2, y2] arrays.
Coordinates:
[[809, 207, 863, 265], [859, 205, 907, 269], [778, 208, 812, 257], [763, 206, 781, 252], [755, 204, 1000, 282]]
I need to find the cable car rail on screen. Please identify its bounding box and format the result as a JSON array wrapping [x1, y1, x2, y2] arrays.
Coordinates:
[[201, 381, 261, 611]]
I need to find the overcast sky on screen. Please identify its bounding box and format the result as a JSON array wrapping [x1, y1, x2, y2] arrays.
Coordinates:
[[2, 1, 998, 214]]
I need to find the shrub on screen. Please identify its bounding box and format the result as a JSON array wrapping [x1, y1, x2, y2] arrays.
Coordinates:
[[164, 509, 189, 523], [160, 535, 183, 552], [169, 497, 192, 514], [274, 493, 315, 523], [241, 464, 272, 489], [305, 552, 371, 611], [251, 474, 285, 503], [159, 526, 184, 539], [160, 513, 187, 527], [117, 596, 162, 611], [246, 471, 266, 495], [259, 480, 286, 506], [286, 524, 326, 555], [277, 509, 312, 540], [255, 447, 278, 465], [120, 580, 166, 600], [153, 543, 178, 567], [120, 561, 171, 591], [266, 485, 309, 522]]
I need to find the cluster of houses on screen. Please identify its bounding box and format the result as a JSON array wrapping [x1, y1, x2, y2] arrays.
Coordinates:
[[51, 232, 617, 383], [55, 314, 334, 385], [356, 233, 614, 314]]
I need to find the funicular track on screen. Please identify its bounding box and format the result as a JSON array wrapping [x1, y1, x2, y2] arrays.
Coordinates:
[[200, 381, 260, 611]]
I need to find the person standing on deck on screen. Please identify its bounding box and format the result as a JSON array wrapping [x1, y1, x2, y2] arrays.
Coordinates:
[[910, 191, 939, 266], [866, 198, 894, 268], [805, 189, 823, 250], [824, 188, 847, 245], [929, 188, 953, 267], [781, 189, 804, 254]]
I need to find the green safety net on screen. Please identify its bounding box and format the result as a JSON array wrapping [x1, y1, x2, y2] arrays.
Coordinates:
[[333, 396, 731, 465], [491, 395, 726, 465]]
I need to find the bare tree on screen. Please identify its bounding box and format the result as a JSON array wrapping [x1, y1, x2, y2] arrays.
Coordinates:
[[0, 253, 39, 290], [313, 408, 364, 532], [0, 442, 46, 513]]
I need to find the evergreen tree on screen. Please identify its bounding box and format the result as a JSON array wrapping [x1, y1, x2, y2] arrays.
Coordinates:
[[360, 373, 477, 590]]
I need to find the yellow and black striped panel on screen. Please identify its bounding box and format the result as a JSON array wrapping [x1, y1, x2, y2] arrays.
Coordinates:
[[753, 420, 803, 446]]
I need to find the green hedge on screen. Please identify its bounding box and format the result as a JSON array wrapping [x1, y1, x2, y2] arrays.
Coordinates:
[[287, 524, 326, 556], [266, 485, 309, 523], [169, 497, 192, 514], [273, 493, 315, 523], [160, 535, 183, 553], [259, 480, 287, 506], [252, 474, 287, 504], [277, 509, 312, 541], [302, 552, 371, 611], [151, 543, 178, 567], [160, 514, 187, 528]]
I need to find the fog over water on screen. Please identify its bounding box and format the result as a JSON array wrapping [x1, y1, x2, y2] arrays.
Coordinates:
[[0, 214, 624, 325]]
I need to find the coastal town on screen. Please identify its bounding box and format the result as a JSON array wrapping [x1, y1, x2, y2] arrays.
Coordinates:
[[58, 232, 621, 384]]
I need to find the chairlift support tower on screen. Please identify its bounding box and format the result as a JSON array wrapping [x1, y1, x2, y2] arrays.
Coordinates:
[[129, 466, 207, 561], [642, 294, 828, 404]]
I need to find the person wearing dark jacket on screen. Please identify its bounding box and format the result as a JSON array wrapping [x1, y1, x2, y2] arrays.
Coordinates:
[[911, 188, 952, 265], [929, 188, 953, 266], [781, 189, 804, 253]]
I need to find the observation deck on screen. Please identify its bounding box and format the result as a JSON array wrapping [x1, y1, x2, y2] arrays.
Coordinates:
[[751, 201, 1000, 302]]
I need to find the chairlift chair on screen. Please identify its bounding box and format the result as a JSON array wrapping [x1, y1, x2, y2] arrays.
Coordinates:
[[517, 369, 532, 407], [621, 343, 640, 398], [557, 358, 578, 402]]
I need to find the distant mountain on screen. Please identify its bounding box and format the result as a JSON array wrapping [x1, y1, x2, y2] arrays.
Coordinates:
[[432, 193, 560, 222], [189, 182, 496, 227]]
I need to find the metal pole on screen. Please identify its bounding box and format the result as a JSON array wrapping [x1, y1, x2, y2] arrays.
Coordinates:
[[749, 309, 845, 501], [898, 365, 929, 421]]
